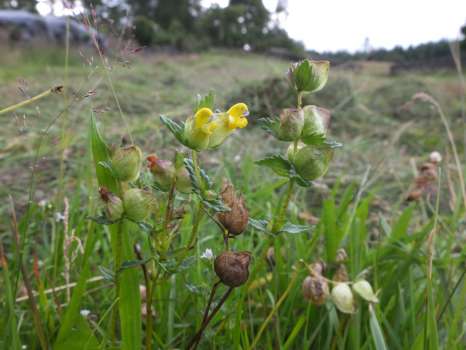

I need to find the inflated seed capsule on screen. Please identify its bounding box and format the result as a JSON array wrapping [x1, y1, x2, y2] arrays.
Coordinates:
[[352, 280, 379, 303], [331, 283, 355, 314], [99, 187, 123, 221], [278, 108, 304, 141], [214, 251, 251, 287], [302, 275, 329, 305], [217, 179, 249, 236], [288, 59, 330, 94], [333, 264, 349, 283], [111, 145, 143, 182], [123, 188, 156, 222], [287, 143, 333, 181]]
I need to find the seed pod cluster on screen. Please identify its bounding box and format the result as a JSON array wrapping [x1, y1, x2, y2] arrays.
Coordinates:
[[217, 179, 249, 236], [302, 250, 378, 314], [214, 251, 251, 287]]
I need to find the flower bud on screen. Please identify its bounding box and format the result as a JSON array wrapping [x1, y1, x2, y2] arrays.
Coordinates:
[[147, 155, 192, 194], [288, 59, 330, 94], [217, 180, 249, 236], [333, 264, 349, 282], [99, 187, 123, 221], [301, 105, 330, 139], [111, 145, 143, 182], [352, 280, 379, 303], [331, 283, 355, 314], [278, 108, 304, 141], [288, 143, 333, 181], [147, 155, 175, 191], [302, 275, 329, 305], [123, 188, 156, 222], [214, 251, 251, 287]]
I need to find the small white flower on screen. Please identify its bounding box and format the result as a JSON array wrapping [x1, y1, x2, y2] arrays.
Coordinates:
[[429, 151, 442, 164], [200, 248, 214, 261], [38, 199, 48, 208], [80, 309, 91, 317], [54, 212, 65, 222], [22, 346, 27, 349]]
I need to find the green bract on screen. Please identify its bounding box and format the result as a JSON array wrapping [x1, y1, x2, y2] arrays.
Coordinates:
[[288, 59, 330, 94]]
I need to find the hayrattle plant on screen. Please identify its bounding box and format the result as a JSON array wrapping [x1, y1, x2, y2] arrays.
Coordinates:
[[85, 92, 252, 349]]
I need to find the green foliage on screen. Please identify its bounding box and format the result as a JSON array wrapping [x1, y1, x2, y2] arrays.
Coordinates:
[[133, 16, 156, 46]]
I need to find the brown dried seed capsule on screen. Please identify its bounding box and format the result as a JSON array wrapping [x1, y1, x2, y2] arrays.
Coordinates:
[[333, 264, 349, 283], [335, 248, 348, 264], [309, 260, 326, 276], [302, 275, 329, 305], [214, 251, 251, 287], [217, 180, 249, 236]]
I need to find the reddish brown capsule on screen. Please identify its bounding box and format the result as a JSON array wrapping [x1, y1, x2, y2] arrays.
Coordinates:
[[214, 251, 251, 287], [217, 180, 249, 236], [302, 275, 329, 305]]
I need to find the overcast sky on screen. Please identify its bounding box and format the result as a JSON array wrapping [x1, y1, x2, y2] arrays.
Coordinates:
[[202, 0, 466, 52]]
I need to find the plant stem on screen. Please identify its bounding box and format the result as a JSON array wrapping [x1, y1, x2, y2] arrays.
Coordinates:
[[272, 179, 295, 233], [0, 86, 62, 115], [248, 271, 298, 349], [188, 286, 234, 349], [111, 221, 124, 344]]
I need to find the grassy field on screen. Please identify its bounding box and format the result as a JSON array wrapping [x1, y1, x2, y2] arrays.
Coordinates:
[[1, 46, 466, 349]]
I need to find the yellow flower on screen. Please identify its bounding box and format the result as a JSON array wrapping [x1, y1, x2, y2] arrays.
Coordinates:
[[208, 103, 249, 148], [184, 107, 217, 150]]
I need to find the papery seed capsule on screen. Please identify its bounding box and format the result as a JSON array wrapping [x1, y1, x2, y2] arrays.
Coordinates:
[[214, 251, 251, 287], [331, 283, 355, 314], [309, 260, 326, 277], [123, 188, 156, 222], [288, 59, 330, 94], [301, 105, 330, 140], [288, 143, 333, 181], [335, 248, 348, 264], [99, 187, 124, 221], [302, 275, 329, 305], [278, 108, 304, 141], [333, 264, 349, 283], [217, 180, 249, 236], [111, 145, 143, 182], [352, 280, 379, 303]]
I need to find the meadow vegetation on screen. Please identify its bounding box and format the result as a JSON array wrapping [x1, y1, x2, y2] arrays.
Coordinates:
[[0, 44, 466, 350]]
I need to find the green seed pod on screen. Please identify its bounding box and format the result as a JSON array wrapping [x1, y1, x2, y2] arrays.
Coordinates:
[[302, 275, 329, 305], [288, 143, 333, 181], [301, 105, 330, 141], [214, 251, 251, 287], [123, 188, 156, 222], [278, 108, 304, 141], [111, 145, 143, 182], [99, 187, 123, 221], [352, 280, 379, 303], [288, 59, 330, 94], [331, 283, 355, 314]]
